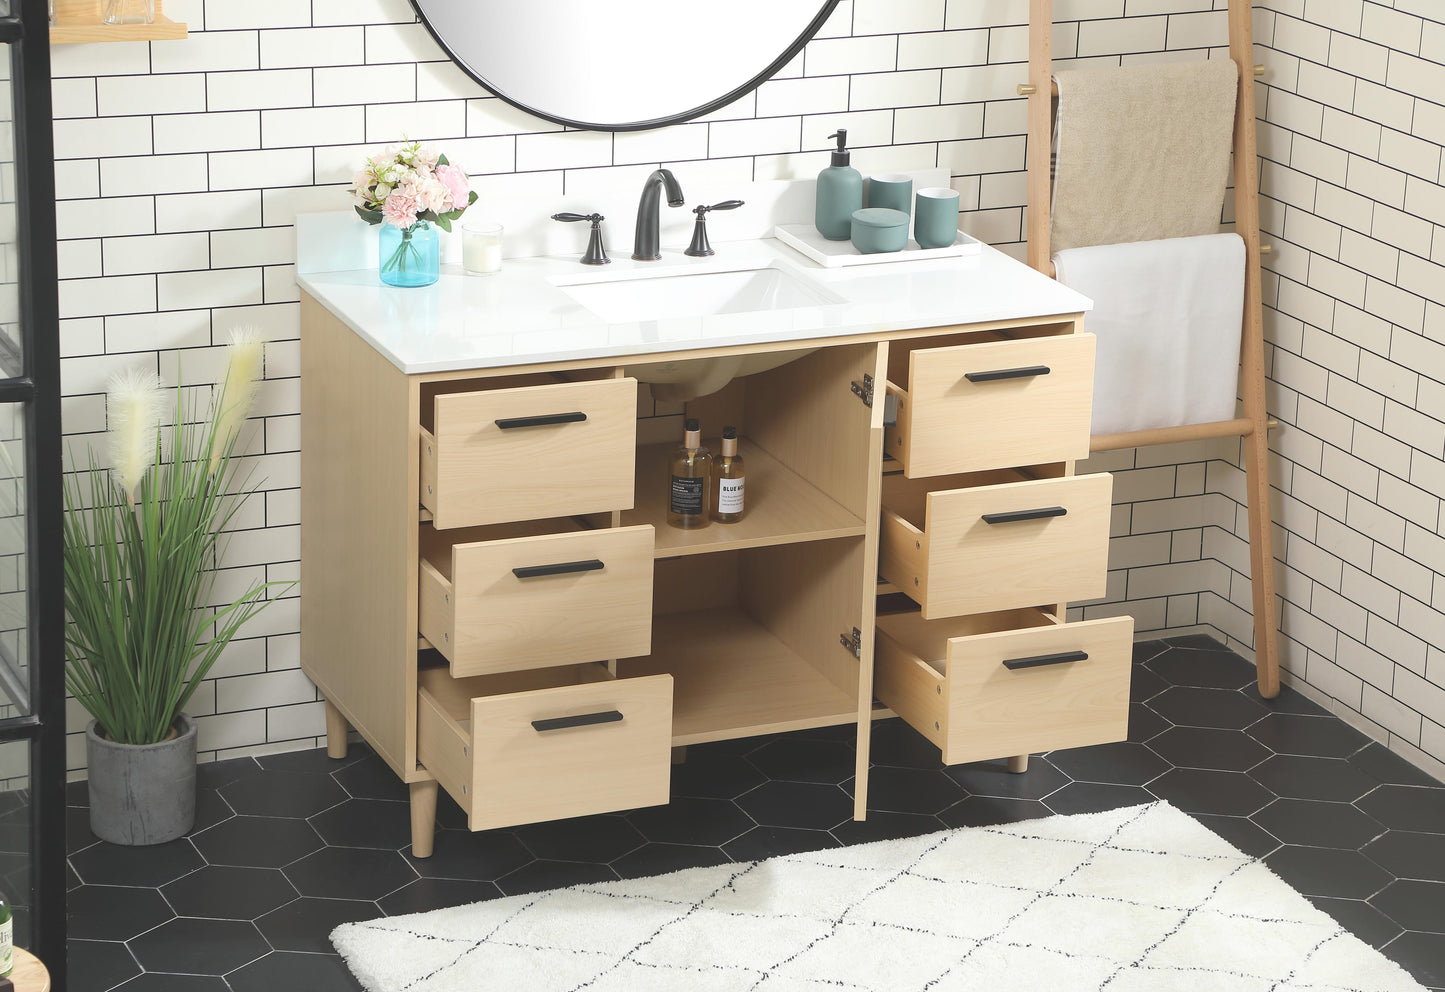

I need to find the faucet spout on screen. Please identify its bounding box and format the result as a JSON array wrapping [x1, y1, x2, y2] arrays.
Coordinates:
[[632, 168, 685, 261]]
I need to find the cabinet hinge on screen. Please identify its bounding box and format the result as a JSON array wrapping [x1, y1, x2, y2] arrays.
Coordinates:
[[850, 373, 874, 408], [839, 626, 862, 658]]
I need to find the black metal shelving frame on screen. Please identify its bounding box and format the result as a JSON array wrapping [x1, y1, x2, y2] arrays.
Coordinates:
[[0, 0, 65, 983]]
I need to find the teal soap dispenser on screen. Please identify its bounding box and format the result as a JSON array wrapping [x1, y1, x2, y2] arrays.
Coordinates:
[[815, 129, 863, 241]]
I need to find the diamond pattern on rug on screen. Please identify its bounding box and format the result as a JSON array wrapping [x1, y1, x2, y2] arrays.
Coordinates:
[[331, 802, 1429, 992]]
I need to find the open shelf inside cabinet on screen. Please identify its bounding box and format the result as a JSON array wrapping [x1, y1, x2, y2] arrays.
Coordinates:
[[50, 0, 186, 42], [617, 541, 868, 747], [625, 439, 864, 558]]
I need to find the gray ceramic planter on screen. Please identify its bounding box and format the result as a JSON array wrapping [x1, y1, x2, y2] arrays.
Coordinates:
[[86, 714, 197, 846]]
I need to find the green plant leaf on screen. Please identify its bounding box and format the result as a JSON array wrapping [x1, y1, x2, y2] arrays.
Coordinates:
[[354, 205, 384, 225], [437, 153, 450, 167], [435, 215, 453, 233]]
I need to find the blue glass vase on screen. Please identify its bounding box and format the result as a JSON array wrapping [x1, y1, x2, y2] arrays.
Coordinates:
[[378, 220, 440, 287]]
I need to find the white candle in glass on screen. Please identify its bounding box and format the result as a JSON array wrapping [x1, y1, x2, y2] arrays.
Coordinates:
[[463, 221, 504, 275]]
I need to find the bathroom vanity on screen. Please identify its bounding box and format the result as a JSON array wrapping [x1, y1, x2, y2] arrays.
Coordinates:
[[296, 215, 1133, 856]]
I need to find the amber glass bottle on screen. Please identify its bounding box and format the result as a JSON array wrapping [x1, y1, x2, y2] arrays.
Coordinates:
[[667, 418, 712, 528], [711, 426, 746, 523]]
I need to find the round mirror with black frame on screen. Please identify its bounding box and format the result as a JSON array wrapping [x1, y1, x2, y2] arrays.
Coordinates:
[[410, 0, 843, 132]]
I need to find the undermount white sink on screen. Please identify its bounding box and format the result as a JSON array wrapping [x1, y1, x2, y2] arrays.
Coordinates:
[[556, 265, 844, 324]]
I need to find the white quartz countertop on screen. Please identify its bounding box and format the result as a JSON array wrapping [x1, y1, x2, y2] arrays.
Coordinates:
[[297, 235, 1093, 376]]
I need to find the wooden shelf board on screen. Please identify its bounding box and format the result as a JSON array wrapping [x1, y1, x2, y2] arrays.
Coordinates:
[[623, 439, 865, 559], [51, 12, 187, 42], [620, 607, 858, 746]]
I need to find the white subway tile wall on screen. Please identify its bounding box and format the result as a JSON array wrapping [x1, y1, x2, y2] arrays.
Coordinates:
[[1187, 0, 1445, 781], [53, 0, 1445, 779]]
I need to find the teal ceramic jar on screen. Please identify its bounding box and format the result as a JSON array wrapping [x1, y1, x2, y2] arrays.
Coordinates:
[[850, 208, 909, 254]]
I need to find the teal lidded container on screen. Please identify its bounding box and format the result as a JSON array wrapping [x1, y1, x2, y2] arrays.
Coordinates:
[[850, 207, 909, 254], [814, 130, 864, 241]]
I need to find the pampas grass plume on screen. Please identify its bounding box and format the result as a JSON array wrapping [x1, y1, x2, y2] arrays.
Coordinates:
[[213, 326, 265, 470], [106, 367, 165, 502]]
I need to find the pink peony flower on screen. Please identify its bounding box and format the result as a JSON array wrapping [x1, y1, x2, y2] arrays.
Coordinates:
[[436, 164, 470, 213], [382, 188, 419, 229], [416, 177, 451, 214]]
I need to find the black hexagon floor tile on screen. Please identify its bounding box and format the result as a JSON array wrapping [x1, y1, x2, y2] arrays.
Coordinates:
[[1384, 931, 1445, 988], [62, 635, 1445, 992], [514, 813, 645, 863], [1146, 648, 1258, 690], [668, 747, 768, 799], [938, 796, 1053, 829], [611, 842, 733, 879], [860, 766, 967, 815], [1048, 741, 1171, 786], [1358, 785, 1445, 833], [284, 846, 418, 900], [379, 877, 503, 916], [227, 950, 365, 992], [160, 864, 298, 920], [1363, 831, 1445, 882], [747, 737, 855, 784], [1148, 685, 1269, 730], [67, 884, 173, 941], [1148, 768, 1274, 816], [1371, 879, 1445, 933], [627, 795, 755, 846], [1247, 712, 1371, 758], [735, 780, 853, 830], [128, 917, 269, 975], [191, 816, 324, 869], [407, 829, 533, 881], [1249, 754, 1378, 803], [943, 756, 1068, 800], [69, 838, 203, 888], [254, 896, 379, 954], [220, 770, 348, 818], [310, 797, 413, 850], [1265, 845, 1393, 899], [1146, 726, 1271, 772]]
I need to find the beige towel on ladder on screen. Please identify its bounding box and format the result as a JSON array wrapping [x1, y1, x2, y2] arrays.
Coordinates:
[[1051, 60, 1238, 253]]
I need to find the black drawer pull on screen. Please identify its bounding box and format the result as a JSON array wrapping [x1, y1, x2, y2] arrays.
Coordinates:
[[494, 411, 588, 430], [964, 365, 1051, 383], [512, 559, 604, 579], [532, 710, 623, 732], [982, 506, 1067, 524], [1003, 650, 1088, 671]]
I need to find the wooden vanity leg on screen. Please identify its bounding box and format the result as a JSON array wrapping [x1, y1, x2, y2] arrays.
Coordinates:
[[1007, 754, 1029, 774], [324, 699, 349, 759], [409, 779, 439, 858]]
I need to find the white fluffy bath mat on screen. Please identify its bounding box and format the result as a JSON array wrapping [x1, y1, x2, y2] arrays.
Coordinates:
[[332, 801, 1424, 992]]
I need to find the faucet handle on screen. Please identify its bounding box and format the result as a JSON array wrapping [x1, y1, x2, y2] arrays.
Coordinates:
[[684, 200, 745, 258], [551, 212, 610, 265], [692, 200, 744, 216]]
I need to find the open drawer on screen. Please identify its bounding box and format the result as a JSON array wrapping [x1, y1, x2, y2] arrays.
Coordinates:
[[420, 377, 637, 529], [885, 334, 1094, 477], [875, 608, 1132, 765], [879, 470, 1112, 618], [419, 522, 654, 678], [417, 664, 673, 831]]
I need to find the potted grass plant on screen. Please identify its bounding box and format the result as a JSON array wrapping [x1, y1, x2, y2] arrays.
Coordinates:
[[64, 329, 292, 845]]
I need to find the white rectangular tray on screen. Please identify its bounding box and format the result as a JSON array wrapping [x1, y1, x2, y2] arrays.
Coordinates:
[[772, 224, 982, 267]]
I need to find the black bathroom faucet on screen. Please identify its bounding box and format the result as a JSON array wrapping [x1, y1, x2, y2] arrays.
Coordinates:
[[632, 168, 685, 261]]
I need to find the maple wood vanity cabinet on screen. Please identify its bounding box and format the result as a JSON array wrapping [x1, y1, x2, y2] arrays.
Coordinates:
[[298, 246, 1133, 857]]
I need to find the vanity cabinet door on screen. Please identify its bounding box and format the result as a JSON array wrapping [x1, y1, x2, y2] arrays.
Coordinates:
[[879, 472, 1112, 619], [875, 609, 1132, 765], [420, 378, 637, 529], [886, 334, 1095, 477]]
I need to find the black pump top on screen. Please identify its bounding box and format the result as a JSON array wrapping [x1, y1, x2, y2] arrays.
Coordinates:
[[827, 129, 850, 166], [721, 426, 737, 439], [685, 418, 700, 432]]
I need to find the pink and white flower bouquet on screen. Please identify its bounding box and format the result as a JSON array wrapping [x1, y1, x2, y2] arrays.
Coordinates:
[[349, 139, 477, 232]]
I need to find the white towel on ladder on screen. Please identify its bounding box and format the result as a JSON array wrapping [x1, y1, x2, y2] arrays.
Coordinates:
[[1053, 234, 1246, 437]]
